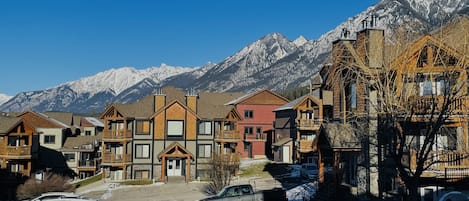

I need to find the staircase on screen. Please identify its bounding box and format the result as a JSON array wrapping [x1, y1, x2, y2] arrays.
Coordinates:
[[166, 176, 186, 184]]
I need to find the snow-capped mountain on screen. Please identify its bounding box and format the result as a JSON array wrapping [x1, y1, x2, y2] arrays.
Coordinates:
[[187, 32, 300, 92], [0, 65, 195, 113], [166, 0, 468, 92], [0, 0, 467, 113], [0, 94, 12, 105]]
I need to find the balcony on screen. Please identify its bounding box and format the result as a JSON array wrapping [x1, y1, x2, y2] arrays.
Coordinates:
[[411, 150, 469, 173], [0, 146, 31, 159], [102, 153, 131, 164], [213, 153, 240, 166], [102, 130, 132, 141], [298, 140, 315, 153], [78, 159, 97, 171], [297, 119, 321, 130], [410, 96, 467, 114], [215, 130, 240, 142], [245, 133, 265, 141]]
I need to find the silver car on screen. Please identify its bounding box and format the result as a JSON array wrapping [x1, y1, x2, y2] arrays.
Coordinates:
[[30, 192, 96, 201]]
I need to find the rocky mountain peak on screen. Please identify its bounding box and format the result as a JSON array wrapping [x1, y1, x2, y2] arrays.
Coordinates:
[[293, 35, 308, 47]]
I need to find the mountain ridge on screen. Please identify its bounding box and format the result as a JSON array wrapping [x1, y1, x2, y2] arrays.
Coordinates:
[[1, 0, 467, 113]]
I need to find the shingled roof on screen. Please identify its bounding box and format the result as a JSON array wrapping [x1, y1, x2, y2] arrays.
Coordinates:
[[17, 111, 69, 129], [44, 112, 74, 126], [197, 92, 245, 119], [61, 135, 99, 152], [0, 116, 22, 134], [110, 95, 155, 118], [81, 117, 104, 127], [322, 123, 361, 150]]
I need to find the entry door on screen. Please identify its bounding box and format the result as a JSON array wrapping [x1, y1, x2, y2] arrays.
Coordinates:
[[248, 143, 253, 158], [167, 159, 182, 176], [282, 146, 290, 163]]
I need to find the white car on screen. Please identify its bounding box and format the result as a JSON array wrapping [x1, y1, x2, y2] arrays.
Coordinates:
[[30, 192, 96, 201], [300, 163, 319, 180]]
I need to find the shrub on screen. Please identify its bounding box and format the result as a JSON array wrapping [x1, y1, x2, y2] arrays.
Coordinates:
[[16, 173, 75, 200]]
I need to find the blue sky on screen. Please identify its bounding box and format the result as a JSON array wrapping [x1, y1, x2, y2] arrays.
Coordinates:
[[0, 0, 377, 96]]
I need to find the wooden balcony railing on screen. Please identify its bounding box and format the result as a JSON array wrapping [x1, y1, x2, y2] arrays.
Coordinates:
[[244, 132, 265, 141], [410, 96, 467, 114], [102, 153, 131, 164], [297, 119, 321, 130], [299, 140, 314, 152], [215, 130, 240, 141], [102, 130, 132, 140], [411, 150, 469, 172], [213, 153, 240, 166], [0, 146, 31, 158]]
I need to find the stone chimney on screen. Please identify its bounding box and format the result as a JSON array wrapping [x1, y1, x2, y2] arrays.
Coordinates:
[[355, 15, 384, 69]]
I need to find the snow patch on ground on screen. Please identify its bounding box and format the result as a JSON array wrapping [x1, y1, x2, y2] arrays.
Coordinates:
[[239, 158, 269, 169], [286, 181, 318, 201]]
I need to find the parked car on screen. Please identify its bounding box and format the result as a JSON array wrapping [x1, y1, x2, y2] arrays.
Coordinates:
[[30, 192, 96, 201], [199, 184, 286, 201], [300, 163, 319, 180], [438, 191, 469, 201]]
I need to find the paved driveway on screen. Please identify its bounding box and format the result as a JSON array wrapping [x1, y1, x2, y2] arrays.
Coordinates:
[[79, 177, 285, 201], [110, 182, 206, 201]]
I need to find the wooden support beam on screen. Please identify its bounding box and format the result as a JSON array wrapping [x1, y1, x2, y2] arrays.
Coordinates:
[[161, 156, 166, 183]]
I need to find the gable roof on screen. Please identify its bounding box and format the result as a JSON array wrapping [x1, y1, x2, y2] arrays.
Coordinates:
[[81, 117, 104, 127], [151, 99, 200, 119], [273, 94, 322, 112], [103, 95, 155, 118], [0, 116, 22, 134], [322, 123, 361, 150], [198, 92, 245, 119], [17, 110, 69, 129], [225, 89, 289, 105], [43, 112, 74, 126], [61, 135, 100, 151], [390, 34, 466, 71], [161, 86, 186, 105], [157, 142, 194, 159]]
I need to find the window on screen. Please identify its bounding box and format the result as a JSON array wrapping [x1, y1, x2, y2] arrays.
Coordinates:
[[198, 121, 212, 135], [244, 110, 253, 119], [167, 121, 183, 137], [436, 77, 451, 95], [256, 127, 262, 139], [300, 111, 314, 119], [135, 144, 150, 159], [64, 153, 75, 162], [244, 127, 253, 135], [135, 170, 150, 179], [198, 144, 212, 158], [44, 135, 55, 144], [136, 120, 150, 134], [420, 80, 434, 96], [243, 142, 250, 151], [350, 83, 357, 109]]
